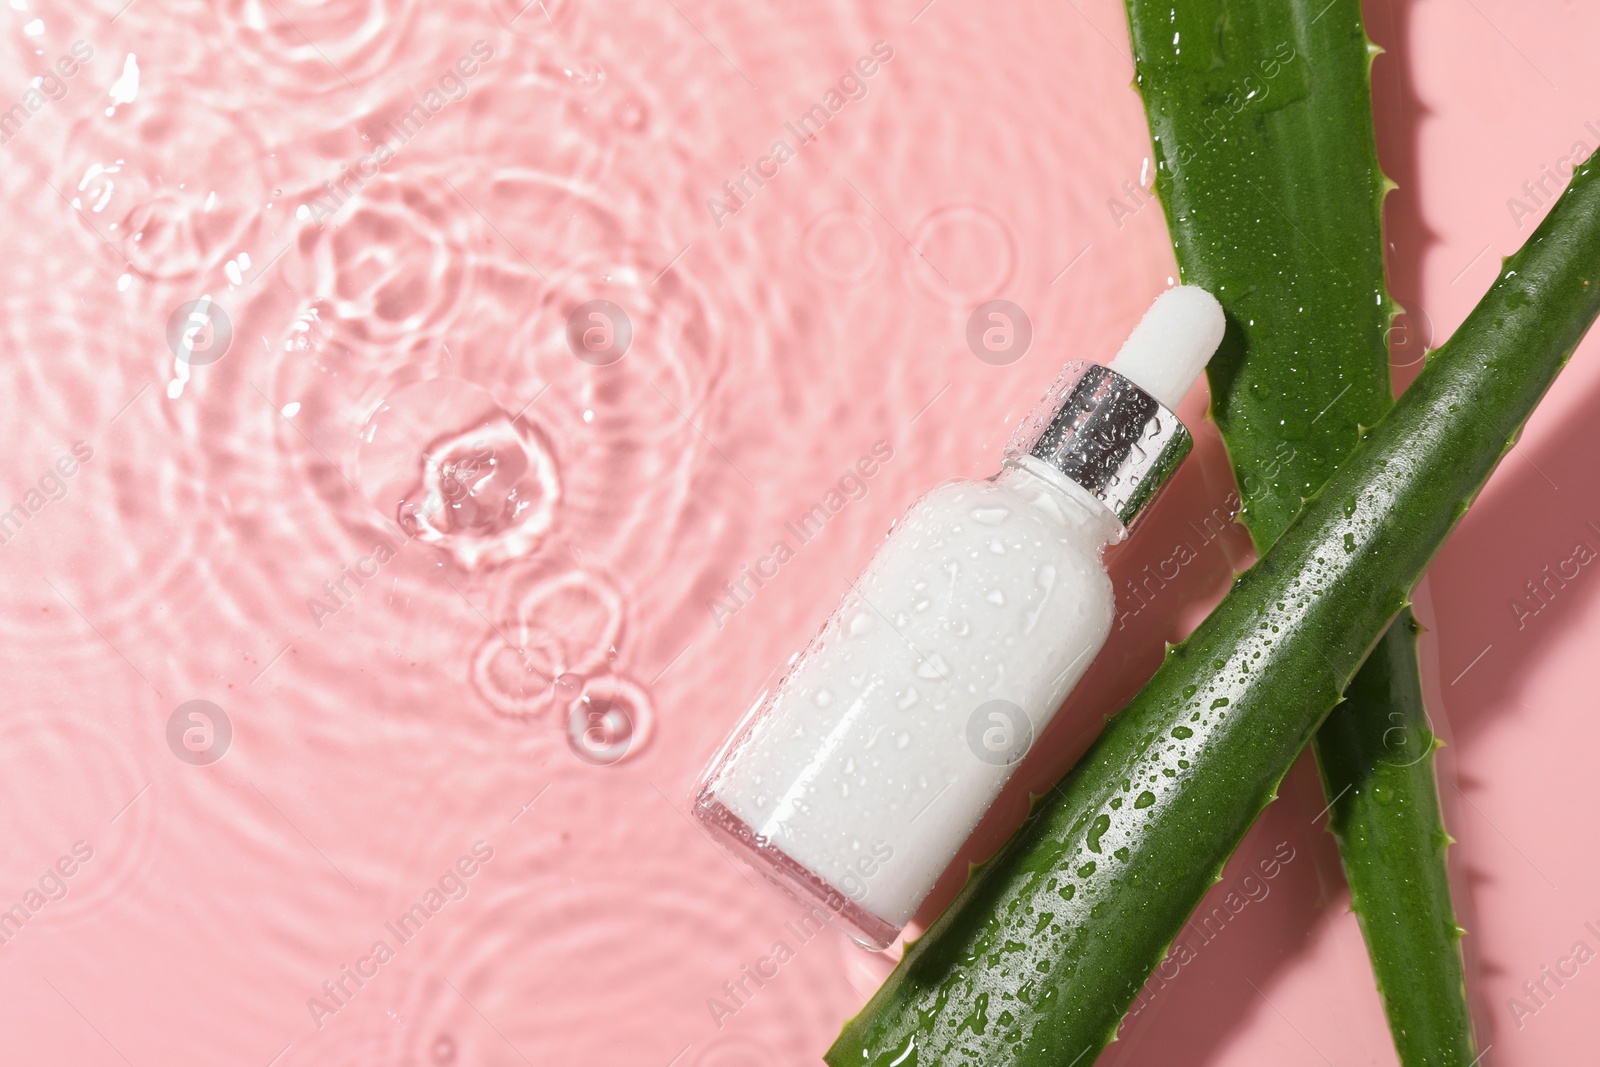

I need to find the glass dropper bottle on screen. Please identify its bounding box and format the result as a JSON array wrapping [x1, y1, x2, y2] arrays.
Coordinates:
[[694, 286, 1227, 948]]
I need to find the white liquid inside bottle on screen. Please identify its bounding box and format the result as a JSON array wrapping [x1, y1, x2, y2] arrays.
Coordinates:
[[694, 287, 1226, 948]]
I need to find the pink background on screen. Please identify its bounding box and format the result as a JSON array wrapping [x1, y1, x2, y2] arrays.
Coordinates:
[[0, 0, 1596, 1063]]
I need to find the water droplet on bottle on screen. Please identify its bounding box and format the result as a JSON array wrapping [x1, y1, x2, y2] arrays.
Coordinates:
[[915, 653, 950, 679], [986, 588, 1006, 606], [970, 506, 1010, 525], [896, 686, 919, 710], [813, 687, 834, 708]]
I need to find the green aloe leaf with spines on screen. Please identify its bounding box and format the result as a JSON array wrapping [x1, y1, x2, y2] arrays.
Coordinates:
[[825, 61, 1600, 1067], [1124, 0, 1476, 1061], [1315, 610, 1472, 1063]]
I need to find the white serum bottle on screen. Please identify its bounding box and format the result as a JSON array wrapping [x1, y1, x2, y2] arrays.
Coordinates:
[[694, 287, 1227, 949]]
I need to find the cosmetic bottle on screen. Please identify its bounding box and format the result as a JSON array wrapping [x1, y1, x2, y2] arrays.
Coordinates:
[[693, 286, 1226, 948]]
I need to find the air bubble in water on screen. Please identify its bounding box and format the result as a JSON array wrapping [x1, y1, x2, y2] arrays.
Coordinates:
[[566, 676, 653, 766], [357, 378, 560, 569]]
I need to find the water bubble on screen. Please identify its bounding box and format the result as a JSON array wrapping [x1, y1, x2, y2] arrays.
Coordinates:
[[471, 569, 627, 717], [166, 700, 232, 765], [566, 676, 652, 765], [357, 379, 561, 570], [430, 1033, 457, 1065], [403, 426, 558, 565]]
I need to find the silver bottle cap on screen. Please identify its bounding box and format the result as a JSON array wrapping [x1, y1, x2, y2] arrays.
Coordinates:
[[1004, 361, 1192, 529]]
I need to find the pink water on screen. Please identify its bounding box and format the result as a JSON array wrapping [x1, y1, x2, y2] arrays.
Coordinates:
[[2, 0, 1598, 1064]]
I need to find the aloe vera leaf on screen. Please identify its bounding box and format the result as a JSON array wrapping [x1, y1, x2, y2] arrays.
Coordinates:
[[1132, 0, 1393, 547], [1313, 609, 1474, 1063], [1123, 0, 1476, 1059], [826, 157, 1600, 1067]]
